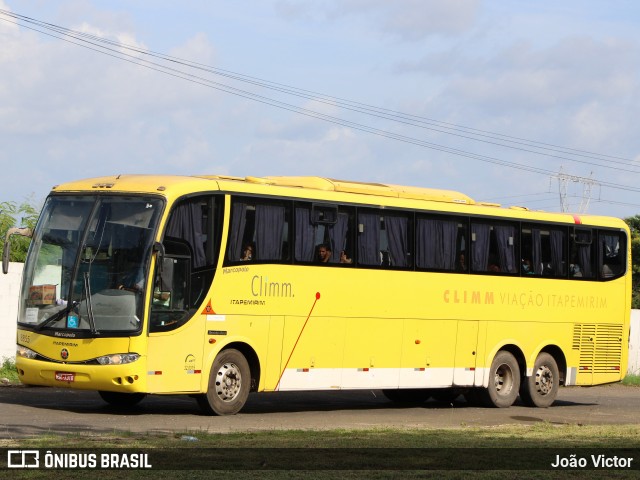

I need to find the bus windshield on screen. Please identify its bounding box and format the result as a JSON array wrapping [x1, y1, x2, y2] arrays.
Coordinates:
[[19, 195, 163, 334]]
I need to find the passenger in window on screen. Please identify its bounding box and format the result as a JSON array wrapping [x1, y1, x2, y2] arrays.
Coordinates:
[[240, 242, 254, 261], [488, 255, 500, 273], [521, 259, 535, 275], [457, 253, 466, 272], [316, 244, 352, 264], [316, 244, 332, 263], [340, 250, 353, 264]]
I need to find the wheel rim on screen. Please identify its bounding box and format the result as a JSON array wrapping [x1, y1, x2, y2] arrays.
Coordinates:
[[534, 365, 554, 396], [215, 362, 242, 402], [494, 363, 514, 395]]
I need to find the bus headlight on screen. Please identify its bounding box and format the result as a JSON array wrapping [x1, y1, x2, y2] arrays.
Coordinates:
[[96, 353, 140, 365], [16, 345, 37, 359]]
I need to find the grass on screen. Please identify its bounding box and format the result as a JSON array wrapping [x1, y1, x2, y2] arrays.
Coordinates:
[[7, 423, 640, 449], [621, 374, 640, 386], [0, 357, 19, 383]]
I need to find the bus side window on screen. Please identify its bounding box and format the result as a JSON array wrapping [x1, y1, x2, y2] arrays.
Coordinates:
[[358, 210, 411, 268], [470, 222, 518, 274], [227, 198, 290, 264], [150, 244, 190, 331], [416, 216, 459, 271], [357, 211, 381, 266], [521, 226, 567, 277], [570, 228, 595, 279], [383, 210, 413, 268], [295, 203, 353, 265], [599, 230, 626, 280]]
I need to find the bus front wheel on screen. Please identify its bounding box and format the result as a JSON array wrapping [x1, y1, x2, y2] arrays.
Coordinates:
[[481, 351, 520, 408], [520, 352, 559, 408], [198, 349, 250, 416]]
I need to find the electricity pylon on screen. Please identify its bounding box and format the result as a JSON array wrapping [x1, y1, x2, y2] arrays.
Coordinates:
[[551, 168, 599, 213]]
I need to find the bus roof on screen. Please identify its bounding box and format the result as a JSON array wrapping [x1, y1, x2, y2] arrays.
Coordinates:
[[199, 175, 476, 205], [52, 174, 475, 205], [50, 174, 626, 228]]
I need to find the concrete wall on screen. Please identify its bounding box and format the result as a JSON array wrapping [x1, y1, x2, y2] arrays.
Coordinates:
[[0, 262, 23, 360], [1, 265, 640, 374]]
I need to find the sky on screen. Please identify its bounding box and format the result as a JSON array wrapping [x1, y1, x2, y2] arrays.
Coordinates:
[[1, 0, 640, 219]]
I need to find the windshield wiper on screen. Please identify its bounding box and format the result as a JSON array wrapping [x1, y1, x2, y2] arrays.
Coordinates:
[[83, 272, 98, 334], [35, 301, 78, 331]]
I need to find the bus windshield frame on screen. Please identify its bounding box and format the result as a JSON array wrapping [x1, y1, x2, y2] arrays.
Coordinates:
[[18, 194, 164, 337]]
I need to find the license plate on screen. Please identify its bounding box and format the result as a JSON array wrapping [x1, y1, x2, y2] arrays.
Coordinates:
[[55, 372, 75, 382]]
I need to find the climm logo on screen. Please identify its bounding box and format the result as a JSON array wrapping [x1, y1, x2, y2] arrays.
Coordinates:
[[251, 275, 294, 298], [444, 289, 495, 304]]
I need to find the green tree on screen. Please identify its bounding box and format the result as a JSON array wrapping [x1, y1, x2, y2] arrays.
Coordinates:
[[624, 215, 640, 309], [0, 198, 40, 263]]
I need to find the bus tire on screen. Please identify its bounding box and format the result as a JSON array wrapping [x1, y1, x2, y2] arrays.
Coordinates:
[[520, 352, 559, 408], [481, 351, 520, 408], [198, 349, 250, 416], [98, 391, 146, 407], [382, 388, 432, 404]]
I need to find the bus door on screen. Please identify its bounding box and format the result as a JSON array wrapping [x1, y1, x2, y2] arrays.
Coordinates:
[[146, 252, 205, 393], [453, 320, 479, 386]]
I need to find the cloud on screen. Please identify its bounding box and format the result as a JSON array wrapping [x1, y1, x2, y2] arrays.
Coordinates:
[[275, 0, 481, 40], [397, 35, 640, 155]]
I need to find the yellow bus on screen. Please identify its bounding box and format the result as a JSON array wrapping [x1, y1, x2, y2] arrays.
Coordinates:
[[10, 175, 630, 414]]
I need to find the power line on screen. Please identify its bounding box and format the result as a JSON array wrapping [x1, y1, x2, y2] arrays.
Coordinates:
[[4, 8, 640, 174], [3, 9, 640, 195]]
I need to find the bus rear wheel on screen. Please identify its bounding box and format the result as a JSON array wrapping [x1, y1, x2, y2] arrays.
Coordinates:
[[197, 349, 250, 416], [98, 391, 146, 407], [520, 352, 559, 408], [480, 351, 520, 408]]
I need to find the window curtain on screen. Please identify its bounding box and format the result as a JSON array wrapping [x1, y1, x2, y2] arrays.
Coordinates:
[[495, 225, 516, 273], [358, 213, 380, 265], [602, 234, 620, 260], [295, 207, 316, 262], [255, 204, 286, 261], [328, 213, 349, 263], [531, 228, 542, 274], [165, 201, 207, 268], [550, 230, 565, 276], [471, 223, 491, 272], [385, 215, 409, 267], [228, 202, 247, 262], [576, 230, 593, 278], [417, 218, 457, 270]]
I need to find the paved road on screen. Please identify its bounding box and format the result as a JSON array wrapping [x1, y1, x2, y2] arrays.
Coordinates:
[[0, 384, 638, 439]]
